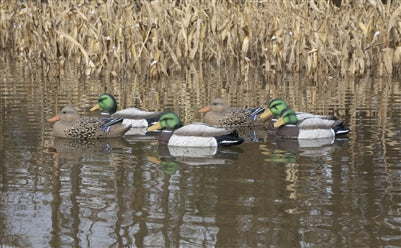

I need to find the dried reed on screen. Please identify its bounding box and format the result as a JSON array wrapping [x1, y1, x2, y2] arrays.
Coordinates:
[[1, 0, 400, 78]]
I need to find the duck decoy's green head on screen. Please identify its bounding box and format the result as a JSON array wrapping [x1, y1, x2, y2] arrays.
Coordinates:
[[147, 112, 182, 131], [260, 99, 289, 119], [274, 107, 298, 128], [90, 94, 117, 114]]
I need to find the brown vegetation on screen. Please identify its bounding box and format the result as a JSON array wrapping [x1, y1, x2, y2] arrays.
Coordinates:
[[0, 0, 400, 78]]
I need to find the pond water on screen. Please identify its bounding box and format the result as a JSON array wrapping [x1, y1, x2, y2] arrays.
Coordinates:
[[1, 61, 401, 247]]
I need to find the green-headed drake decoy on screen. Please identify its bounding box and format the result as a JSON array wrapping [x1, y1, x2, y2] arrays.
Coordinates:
[[272, 107, 349, 139], [48, 105, 131, 138], [90, 93, 163, 127], [260, 98, 349, 136], [198, 97, 265, 127], [147, 112, 244, 147]]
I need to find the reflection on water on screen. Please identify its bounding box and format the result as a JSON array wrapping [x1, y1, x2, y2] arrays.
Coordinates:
[[1, 61, 401, 247], [50, 137, 131, 160]]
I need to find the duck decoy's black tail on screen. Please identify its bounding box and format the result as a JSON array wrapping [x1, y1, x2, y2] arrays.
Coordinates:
[[102, 117, 124, 127], [215, 130, 245, 146], [332, 122, 350, 136], [101, 117, 127, 132], [249, 107, 266, 121]]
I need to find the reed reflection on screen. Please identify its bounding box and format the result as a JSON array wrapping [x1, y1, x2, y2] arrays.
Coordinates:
[[1, 58, 401, 247], [47, 137, 137, 247]]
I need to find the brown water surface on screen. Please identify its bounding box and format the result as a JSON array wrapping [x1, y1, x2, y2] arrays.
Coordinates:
[[1, 62, 401, 247]]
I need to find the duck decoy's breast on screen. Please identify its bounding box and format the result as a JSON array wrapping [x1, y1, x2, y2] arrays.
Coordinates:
[[275, 125, 300, 139]]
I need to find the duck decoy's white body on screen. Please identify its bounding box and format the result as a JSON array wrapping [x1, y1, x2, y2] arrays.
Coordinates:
[[168, 123, 241, 147], [278, 124, 336, 140], [147, 113, 244, 148]]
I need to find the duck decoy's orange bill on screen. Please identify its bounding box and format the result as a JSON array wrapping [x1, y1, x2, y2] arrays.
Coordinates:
[[198, 105, 211, 113], [47, 114, 60, 122]]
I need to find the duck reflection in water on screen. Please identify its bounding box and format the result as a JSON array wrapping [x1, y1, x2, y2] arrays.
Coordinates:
[[48, 137, 131, 160], [147, 145, 243, 175], [265, 133, 349, 158]]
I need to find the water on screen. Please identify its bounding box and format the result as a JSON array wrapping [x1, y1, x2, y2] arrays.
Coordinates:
[[1, 62, 401, 247]]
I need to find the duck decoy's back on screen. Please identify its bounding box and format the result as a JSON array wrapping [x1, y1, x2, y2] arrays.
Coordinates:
[[199, 98, 265, 127]]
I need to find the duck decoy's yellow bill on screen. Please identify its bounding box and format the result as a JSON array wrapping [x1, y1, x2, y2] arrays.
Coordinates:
[[273, 118, 286, 128], [147, 122, 162, 132], [260, 108, 273, 119], [90, 104, 101, 111]]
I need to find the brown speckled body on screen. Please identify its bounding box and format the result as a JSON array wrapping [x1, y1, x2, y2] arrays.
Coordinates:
[[203, 108, 254, 127], [199, 98, 264, 127], [49, 106, 130, 139]]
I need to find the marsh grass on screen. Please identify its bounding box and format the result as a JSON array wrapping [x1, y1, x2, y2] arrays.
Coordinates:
[[1, 0, 400, 78]]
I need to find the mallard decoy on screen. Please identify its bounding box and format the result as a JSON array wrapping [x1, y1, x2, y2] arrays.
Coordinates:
[[147, 112, 244, 147], [198, 98, 265, 127], [260, 98, 349, 135], [48, 105, 131, 138], [90, 93, 163, 127], [272, 108, 349, 139]]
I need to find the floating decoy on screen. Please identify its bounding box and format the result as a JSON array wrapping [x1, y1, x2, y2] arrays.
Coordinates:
[[48, 105, 130, 138], [260, 98, 349, 136], [147, 112, 244, 147], [198, 98, 265, 127], [90, 93, 163, 127], [272, 108, 349, 139]]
